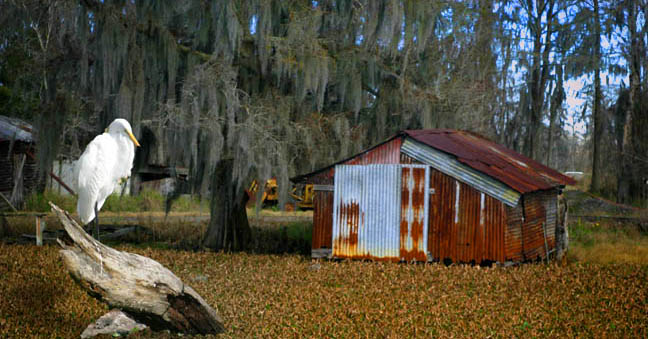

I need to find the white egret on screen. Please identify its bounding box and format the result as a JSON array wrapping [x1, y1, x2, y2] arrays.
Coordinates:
[[75, 118, 140, 239]]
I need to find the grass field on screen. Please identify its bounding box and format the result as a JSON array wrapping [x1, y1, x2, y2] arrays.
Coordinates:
[[1, 238, 647, 338], [1, 190, 647, 337]]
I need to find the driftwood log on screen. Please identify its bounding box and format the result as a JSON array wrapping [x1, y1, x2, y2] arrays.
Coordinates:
[[50, 202, 224, 335]]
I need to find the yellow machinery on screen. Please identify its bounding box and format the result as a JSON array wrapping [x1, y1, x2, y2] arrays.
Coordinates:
[[247, 179, 313, 210], [247, 179, 279, 206], [290, 183, 314, 210]]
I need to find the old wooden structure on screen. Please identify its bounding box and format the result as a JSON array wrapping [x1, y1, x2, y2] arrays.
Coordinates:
[[292, 130, 575, 264], [0, 115, 38, 211]]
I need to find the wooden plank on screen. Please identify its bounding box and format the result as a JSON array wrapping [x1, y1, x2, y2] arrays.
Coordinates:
[[313, 185, 334, 192], [0, 212, 48, 217], [0, 192, 18, 212]]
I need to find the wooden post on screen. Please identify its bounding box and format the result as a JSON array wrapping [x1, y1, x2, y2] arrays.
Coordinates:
[[542, 222, 549, 263], [35, 216, 43, 246]]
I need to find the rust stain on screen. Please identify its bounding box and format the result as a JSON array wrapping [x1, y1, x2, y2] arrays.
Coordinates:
[[399, 167, 427, 261], [334, 201, 360, 257], [400, 167, 411, 258]]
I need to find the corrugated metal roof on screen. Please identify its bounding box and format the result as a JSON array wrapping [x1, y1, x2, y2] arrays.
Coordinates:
[[0, 115, 34, 143], [402, 138, 521, 206], [403, 130, 576, 193], [293, 129, 574, 198]]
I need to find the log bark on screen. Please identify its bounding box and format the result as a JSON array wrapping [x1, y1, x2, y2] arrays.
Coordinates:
[[49, 202, 224, 335]]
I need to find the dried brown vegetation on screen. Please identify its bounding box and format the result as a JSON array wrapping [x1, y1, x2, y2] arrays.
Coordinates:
[[0, 244, 646, 338]]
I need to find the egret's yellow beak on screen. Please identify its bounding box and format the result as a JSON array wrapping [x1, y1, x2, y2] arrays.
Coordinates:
[[127, 131, 141, 147]]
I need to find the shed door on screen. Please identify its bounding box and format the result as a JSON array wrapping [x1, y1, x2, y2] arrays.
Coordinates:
[[332, 164, 429, 261], [400, 166, 430, 261]]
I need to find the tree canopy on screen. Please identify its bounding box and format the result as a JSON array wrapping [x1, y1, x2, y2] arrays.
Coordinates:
[[1, 0, 647, 246]]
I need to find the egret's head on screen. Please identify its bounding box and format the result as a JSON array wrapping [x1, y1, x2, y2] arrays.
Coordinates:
[[108, 119, 140, 147]]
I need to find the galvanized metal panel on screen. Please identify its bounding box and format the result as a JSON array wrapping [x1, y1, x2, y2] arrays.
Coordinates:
[[332, 165, 402, 260], [399, 165, 429, 261], [401, 138, 521, 207]]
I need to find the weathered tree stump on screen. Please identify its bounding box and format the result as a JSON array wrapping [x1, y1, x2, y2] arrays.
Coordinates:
[[50, 202, 224, 335]]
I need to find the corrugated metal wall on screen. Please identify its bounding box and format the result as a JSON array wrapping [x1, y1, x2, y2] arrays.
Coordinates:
[[312, 190, 333, 250], [504, 189, 557, 262], [331, 164, 429, 261], [427, 168, 506, 263], [399, 166, 429, 261], [332, 165, 403, 260]]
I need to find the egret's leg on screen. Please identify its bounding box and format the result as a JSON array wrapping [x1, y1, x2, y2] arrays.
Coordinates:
[[94, 202, 100, 241]]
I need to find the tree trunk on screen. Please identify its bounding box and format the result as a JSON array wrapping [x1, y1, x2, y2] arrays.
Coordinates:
[[50, 202, 225, 335], [525, 0, 555, 160], [547, 66, 564, 167], [202, 158, 251, 251], [555, 191, 569, 263], [590, 0, 603, 194], [618, 0, 640, 204]]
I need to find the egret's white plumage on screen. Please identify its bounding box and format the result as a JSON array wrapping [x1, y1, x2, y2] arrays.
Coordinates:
[[75, 119, 140, 225]]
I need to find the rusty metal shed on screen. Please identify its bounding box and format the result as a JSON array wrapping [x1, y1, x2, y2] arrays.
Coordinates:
[[292, 129, 575, 264], [0, 116, 39, 211]]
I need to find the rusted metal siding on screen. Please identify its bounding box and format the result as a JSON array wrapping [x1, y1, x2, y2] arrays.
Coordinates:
[[505, 203, 524, 262], [401, 138, 521, 207], [427, 168, 506, 263], [331, 164, 429, 261], [543, 190, 557, 249], [504, 189, 558, 262], [521, 193, 547, 260], [345, 137, 402, 165], [399, 166, 429, 261], [312, 190, 333, 250]]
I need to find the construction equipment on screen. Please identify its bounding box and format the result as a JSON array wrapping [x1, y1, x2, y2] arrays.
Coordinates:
[[246, 179, 314, 210], [290, 183, 314, 210], [247, 179, 279, 207]]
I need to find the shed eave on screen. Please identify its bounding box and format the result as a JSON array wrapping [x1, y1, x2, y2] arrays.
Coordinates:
[[401, 137, 521, 207]]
